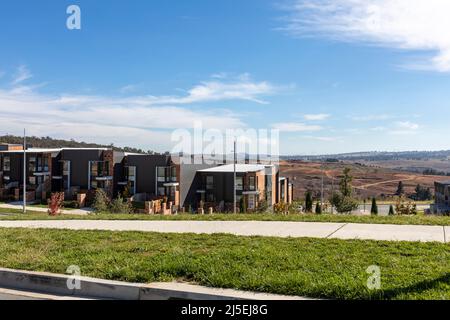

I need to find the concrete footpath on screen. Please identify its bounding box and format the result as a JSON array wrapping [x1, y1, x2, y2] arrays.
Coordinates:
[[0, 203, 91, 215], [0, 220, 447, 243]]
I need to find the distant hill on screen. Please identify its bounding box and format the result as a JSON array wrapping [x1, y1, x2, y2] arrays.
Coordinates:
[[283, 150, 450, 162], [0, 135, 159, 155]]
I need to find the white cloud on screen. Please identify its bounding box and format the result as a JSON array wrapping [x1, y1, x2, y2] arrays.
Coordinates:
[[119, 84, 139, 94], [303, 135, 340, 142], [350, 114, 393, 121], [12, 65, 32, 84], [271, 122, 322, 132], [395, 121, 419, 130], [389, 121, 420, 135], [282, 0, 450, 72], [0, 72, 282, 151], [159, 76, 276, 105], [304, 113, 330, 121]]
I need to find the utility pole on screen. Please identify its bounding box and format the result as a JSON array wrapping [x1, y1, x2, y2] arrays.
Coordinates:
[[321, 170, 324, 212], [233, 139, 236, 214], [331, 176, 334, 215], [23, 129, 26, 214]]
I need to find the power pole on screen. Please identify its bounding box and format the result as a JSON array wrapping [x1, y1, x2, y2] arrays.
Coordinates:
[[321, 171, 324, 212], [23, 128, 26, 214], [331, 176, 334, 214], [233, 139, 236, 214]]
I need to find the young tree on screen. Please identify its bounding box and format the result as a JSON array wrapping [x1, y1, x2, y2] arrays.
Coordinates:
[[330, 168, 359, 214], [388, 204, 395, 216], [315, 202, 322, 214], [340, 168, 353, 197], [396, 181, 404, 196], [370, 197, 378, 215], [93, 188, 110, 213], [110, 196, 133, 214], [305, 191, 313, 213]]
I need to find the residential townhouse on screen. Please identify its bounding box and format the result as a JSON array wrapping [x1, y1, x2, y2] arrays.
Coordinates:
[[0, 144, 293, 212], [431, 181, 450, 215]]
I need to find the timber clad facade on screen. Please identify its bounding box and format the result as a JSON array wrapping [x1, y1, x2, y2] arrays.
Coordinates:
[[0, 144, 292, 213], [432, 181, 450, 215]]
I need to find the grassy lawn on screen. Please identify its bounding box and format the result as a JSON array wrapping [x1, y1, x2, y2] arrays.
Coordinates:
[[0, 209, 449, 226], [0, 228, 448, 300]]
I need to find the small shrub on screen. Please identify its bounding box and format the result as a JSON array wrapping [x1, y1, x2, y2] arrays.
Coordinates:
[[48, 192, 64, 216], [388, 204, 395, 216], [92, 189, 110, 213], [371, 198, 378, 215], [110, 196, 133, 214], [315, 202, 322, 214], [63, 200, 79, 209]]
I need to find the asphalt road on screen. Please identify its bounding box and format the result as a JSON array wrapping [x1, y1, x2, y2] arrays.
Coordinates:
[[0, 287, 93, 300]]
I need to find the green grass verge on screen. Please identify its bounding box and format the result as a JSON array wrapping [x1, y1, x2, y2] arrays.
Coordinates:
[[0, 210, 449, 226], [0, 228, 448, 299]]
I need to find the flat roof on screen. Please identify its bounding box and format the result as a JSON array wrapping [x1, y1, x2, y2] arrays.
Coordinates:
[[0, 147, 113, 154], [198, 164, 271, 173], [0, 148, 62, 154]]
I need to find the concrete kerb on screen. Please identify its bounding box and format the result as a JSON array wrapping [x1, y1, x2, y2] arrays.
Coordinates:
[[0, 268, 308, 300]]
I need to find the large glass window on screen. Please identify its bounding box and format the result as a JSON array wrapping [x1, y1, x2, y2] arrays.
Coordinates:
[[125, 166, 136, 195], [29, 176, 36, 185], [206, 176, 214, 190], [157, 167, 166, 182], [62, 160, 71, 191], [171, 166, 177, 182], [249, 176, 255, 191], [29, 156, 36, 172], [248, 195, 255, 210], [42, 156, 49, 172], [3, 156, 10, 171], [236, 176, 243, 191]]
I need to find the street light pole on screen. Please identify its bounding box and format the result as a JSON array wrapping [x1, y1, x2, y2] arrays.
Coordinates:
[[233, 139, 236, 214], [321, 171, 324, 212], [23, 128, 26, 214]]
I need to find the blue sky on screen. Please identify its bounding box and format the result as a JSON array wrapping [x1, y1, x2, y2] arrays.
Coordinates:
[[1, 0, 450, 155]]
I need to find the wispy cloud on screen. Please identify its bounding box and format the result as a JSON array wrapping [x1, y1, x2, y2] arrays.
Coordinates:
[[119, 84, 140, 94], [304, 113, 330, 121], [12, 65, 32, 84], [281, 0, 450, 72], [271, 122, 322, 132], [350, 114, 393, 121], [0, 69, 283, 150], [389, 121, 420, 135]]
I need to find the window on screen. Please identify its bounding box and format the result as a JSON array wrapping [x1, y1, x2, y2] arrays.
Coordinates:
[[29, 176, 36, 185], [207, 192, 215, 202], [158, 187, 165, 196], [29, 156, 36, 172], [61, 160, 71, 191], [248, 195, 255, 210], [171, 166, 177, 182], [3, 156, 10, 171], [157, 167, 166, 182], [42, 156, 49, 172], [249, 176, 255, 191], [236, 176, 243, 191], [206, 176, 214, 190], [125, 166, 136, 195]]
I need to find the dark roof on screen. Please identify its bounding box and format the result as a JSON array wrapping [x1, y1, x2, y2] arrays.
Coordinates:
[[436, 180, 450, 185]]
